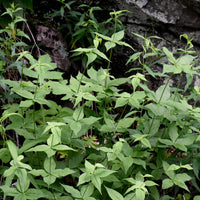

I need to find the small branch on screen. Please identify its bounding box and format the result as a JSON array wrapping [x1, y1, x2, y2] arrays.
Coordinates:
[[25, 21, 41, 57]]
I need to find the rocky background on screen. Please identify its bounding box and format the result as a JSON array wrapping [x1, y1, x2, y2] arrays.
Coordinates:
[[100, 0, 200, 50], [29, 0, 200, 89]]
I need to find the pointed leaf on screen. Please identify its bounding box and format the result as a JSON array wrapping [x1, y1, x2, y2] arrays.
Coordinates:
[[91, 175, 101, 193], [7, 140, 18, 160], [105, 187, 124, 200], [169, 124, 179, 143], [62, 184, 82, 199], [162, 178, 174, 189], [111, 30, 124, 41], [81, 183, 94, 198], [136, 189, 145, 200], [163, 47, 176, 64], [105, 41, 116, 51]]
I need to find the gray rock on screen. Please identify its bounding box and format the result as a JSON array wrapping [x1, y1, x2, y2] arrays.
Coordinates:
[[36, 25, 71, 72], [98, 0, 200, 90]]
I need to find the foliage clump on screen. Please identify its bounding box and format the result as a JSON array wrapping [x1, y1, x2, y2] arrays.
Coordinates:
[[0, 1, 200, 200]]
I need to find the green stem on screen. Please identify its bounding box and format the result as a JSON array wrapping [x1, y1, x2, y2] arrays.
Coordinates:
[[105, 13, 117, 87], [75, 64, 89, 122], [173, 73, 181, 101], [118, 104, 128, 121], [193, 94, 199, 108], [32, 75, 39, 136], [20, 57, 25, 86], [105, 48, 113, 88], [148, 73, 173, 135], [77, 63, 88, 95], [158, 73, 173, 103]]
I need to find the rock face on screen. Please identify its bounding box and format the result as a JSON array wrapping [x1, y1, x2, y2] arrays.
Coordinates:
[[36, 25, 71, 72], [30, 0, 200, 88], [100, 0, 200, 50], [98, 0, 200, 90]]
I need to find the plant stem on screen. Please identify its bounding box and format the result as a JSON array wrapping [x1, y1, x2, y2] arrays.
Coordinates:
[[148, 72, 173, 135], [173, 73, 181, 101], [76, 63, 88, 95]]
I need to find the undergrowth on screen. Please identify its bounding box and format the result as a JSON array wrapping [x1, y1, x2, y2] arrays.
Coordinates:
[[0, 2, 200, 200]]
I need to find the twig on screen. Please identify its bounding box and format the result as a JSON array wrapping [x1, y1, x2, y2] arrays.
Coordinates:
[[25, 21, 41, 57]]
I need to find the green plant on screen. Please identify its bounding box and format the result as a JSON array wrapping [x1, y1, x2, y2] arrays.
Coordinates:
[[0, 3, 30, 103], [1, 3, 200, 200]]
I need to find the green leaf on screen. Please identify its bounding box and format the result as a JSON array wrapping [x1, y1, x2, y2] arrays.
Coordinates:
[[78, 172, 91, 186], [126, 52, 142, 64], [112, 30, 124, 41], [163, 161, 175, 179], [105, 41, 116, 51], [7, 140, 18, 160], [70, 121, 82, 135], [24, 189, 48, 199], [174, 143, 187, 152], [95, 32, 111, 41], [155, 85, 170, 103], [26, 145, 50, 153], [91, 175, 102, 193], [99, 147, 113, 153], [168, 164, 192, 171], [53, 168, 75, 177], [169, 124, 179, 143], [16, 169, 29, 192], [149, 186, 159, 200], [115, 97, 128, 108], [136, 189, 145, 200], [163, 47, 176, 64], [132, 159, 146, 169], [44, 157, 56, 173], [73, 106, 84, 121], [86, 52, 97, 66], [81, 183, 94, 198], [52, 144, 75, 151], [117, 118, 135, 130], [141, 138, 151, 148], [48, 81, 70, 95], [44, 174, 56, 185], [162, 178, 174, 189], [93, 49, 109, 61], [83, 92, 99, 102], [131, 77, 140, 91], [29, 169, 47, 177], [120, 156, 134, 174], [193, 159, 200, 179], [62, 184, 82, 199], [125, 193, 135, 200], [105, 187, 124, 200], [0, 148, 11, 163], [194, 196, 200, 200], [173, 179, 189, 192], [13, 88, 34, 99], [80, 116, 100, 125], [0, 185, 19, 197], [145, 103, 165, 116], [94, 168, 115, 178], [176, 55, 194, 73], [173, 173, 191, 191], [19, 100, 33, 108], [4, 166, 16, 177], [118, 41, 134, 50], [144, 180, 158, 187], [85, 160, 95, 173], [47, 127, 62, 147]]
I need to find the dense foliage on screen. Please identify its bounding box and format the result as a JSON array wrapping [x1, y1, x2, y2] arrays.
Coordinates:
[[0, 1, 200, 200]]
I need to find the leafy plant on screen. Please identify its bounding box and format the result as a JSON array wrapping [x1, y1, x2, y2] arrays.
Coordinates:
[[1, 2, 200, 200]]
